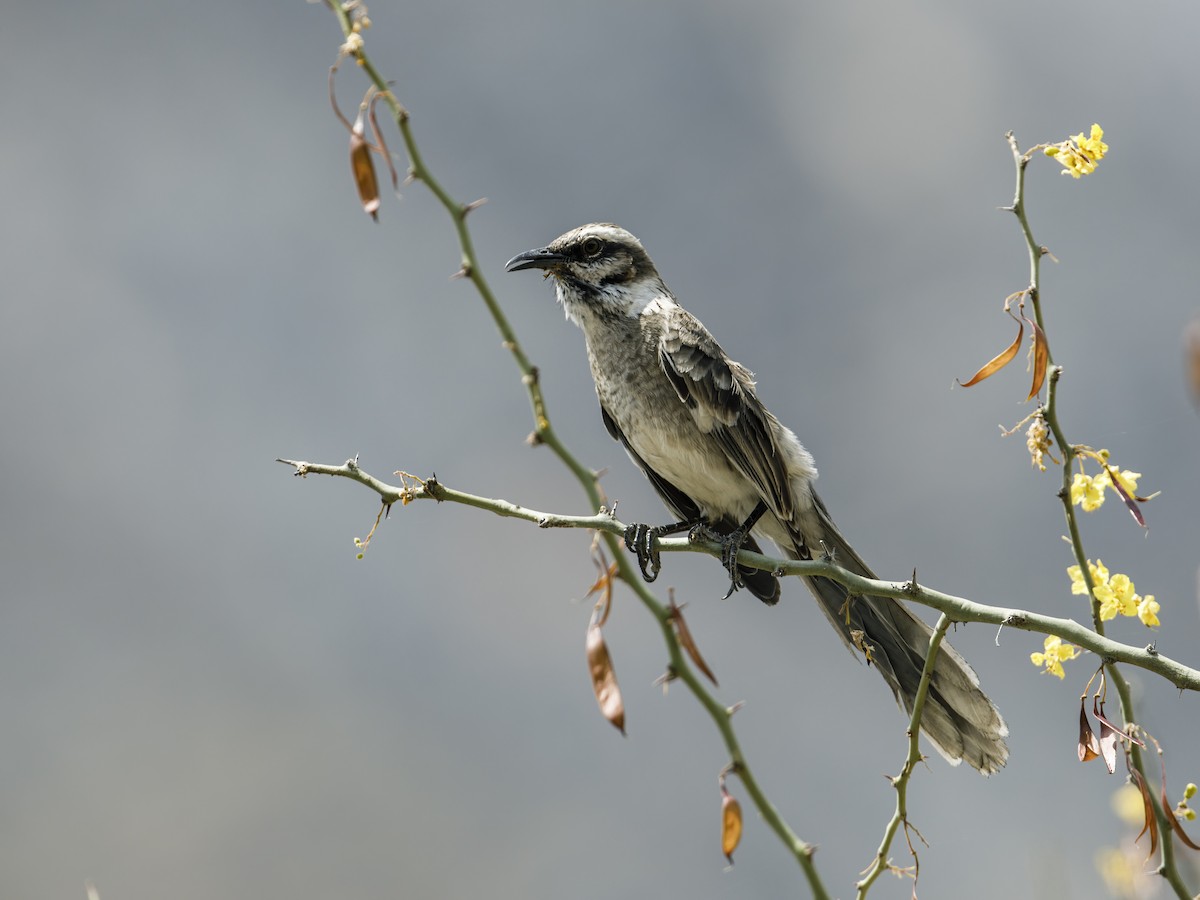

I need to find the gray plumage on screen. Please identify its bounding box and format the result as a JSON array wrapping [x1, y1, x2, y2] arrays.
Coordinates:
[[507, 223, 1008, 774]]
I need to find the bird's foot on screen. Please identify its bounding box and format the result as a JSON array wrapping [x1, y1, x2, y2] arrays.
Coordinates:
[[623, 522, 663, 583], [687, 523, 748, 600], [623, 518, 701, 583]]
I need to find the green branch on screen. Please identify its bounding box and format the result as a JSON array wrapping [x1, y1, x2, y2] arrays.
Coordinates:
[[856, 612, 952, 898], [1004, 133, 1193, 898], [276, 458, 1200, 693], [310, 6, 832, 895]]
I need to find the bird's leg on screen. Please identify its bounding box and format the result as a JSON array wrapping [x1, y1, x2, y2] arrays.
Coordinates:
[[623, 518, 702, 583], [690, 501, 768, 599]]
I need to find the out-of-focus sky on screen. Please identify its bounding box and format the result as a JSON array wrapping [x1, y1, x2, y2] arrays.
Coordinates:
[[3, 2, 1199, 898]]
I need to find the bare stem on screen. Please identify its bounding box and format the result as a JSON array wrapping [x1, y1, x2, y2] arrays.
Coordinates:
[[856, 613, 952, 899]]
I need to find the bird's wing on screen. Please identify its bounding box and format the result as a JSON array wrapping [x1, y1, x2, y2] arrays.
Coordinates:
[[658, 307, 795, 522]]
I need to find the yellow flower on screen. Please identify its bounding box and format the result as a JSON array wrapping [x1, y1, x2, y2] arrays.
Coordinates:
[[1137, 594, 1160, 627], [1109, 468, 1141, 496], [1030, 635, 1079, 678], [1071, 472, 1107, 511], [1045, 124, 1107, 178], [1068, 559, 1108, 595], [1099, 585, 1137, 621], [1069, 560, 1161, 625], [1077, 124, 1108, 161]]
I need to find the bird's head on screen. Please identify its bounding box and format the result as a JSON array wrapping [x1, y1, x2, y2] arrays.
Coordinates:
[[506, 223, 669, 324]]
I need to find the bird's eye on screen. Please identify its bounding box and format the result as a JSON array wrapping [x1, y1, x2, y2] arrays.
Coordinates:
[[580, 237, 604, 259]]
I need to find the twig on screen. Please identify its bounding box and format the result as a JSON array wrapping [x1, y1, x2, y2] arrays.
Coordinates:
[[856, 613, 953, 899], [1005, 133, 1193, 898]]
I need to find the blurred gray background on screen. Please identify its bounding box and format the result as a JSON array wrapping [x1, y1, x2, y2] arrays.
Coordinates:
[[3, 2, 1199, 898]]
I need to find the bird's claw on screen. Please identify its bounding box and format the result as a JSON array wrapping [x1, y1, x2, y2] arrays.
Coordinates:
[[623, 523, 662, 583], [688, 523, 746, 599]]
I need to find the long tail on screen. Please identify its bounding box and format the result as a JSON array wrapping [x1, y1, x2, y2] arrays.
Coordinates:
[[795, 494, 1009, 775]]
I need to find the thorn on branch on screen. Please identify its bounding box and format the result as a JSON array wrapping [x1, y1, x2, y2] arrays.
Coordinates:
[[462, 197, 487, 216], [425, 473, 443, 502], [904, 569, 920, 595]]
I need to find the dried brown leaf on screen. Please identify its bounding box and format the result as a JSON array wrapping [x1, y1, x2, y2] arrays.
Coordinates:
[[1158, 760, 1200, 851], [1078, 698, 1101, 763], [1092, 698, 1146, 749], [584, 563, 618, 627], [366, 89, 400, 195], [586, 616, 625, 735], [1026, 318, 1049, 400], [668, 597, 718, 686], [957, 321, 1023, 388], [1096, 707, 1119, 775], [1130, 766, 1160, 861]]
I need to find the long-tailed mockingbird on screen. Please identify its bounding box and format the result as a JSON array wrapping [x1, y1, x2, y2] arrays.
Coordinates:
[[506, 223, 1008, 773]]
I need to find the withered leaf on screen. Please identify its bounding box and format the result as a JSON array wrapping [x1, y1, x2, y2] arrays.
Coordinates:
[[957, 320, 1023, 388], [586, 616, 625, 735], [668, 597, 718, 686], [721, 790, 743, 864], [584, 559, 618, 627], [1158, 763, 1200, 851], [1026, 318, 1049, 401], [1078, 698, 1101, 763], [1130, 766, 1159, 862], [1092, 698, 1146, 749], [1096, 707, 1119, 775]]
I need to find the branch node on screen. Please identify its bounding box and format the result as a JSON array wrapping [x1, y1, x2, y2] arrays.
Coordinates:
[[425, 473, 443, 502], [904, 569, 920, 595]]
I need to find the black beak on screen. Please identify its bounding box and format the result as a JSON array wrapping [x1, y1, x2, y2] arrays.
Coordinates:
[[505, 247, 566, 272]]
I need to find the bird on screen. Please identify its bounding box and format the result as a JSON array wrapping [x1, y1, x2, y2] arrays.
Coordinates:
[[506, 223, 1009, 774]]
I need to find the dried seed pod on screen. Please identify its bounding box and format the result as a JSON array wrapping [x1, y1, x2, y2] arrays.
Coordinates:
[[586, 616, 625, 735], [349, 129, 381, 221], [720, 787, 742, 864]]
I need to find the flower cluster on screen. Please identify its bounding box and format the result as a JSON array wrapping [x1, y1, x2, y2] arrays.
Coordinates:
[[1045, 124, 1108, 178], [1030, 635, 1080, 679], [1070, 464, 1141, 513], [1068, 559, 1159, 626]]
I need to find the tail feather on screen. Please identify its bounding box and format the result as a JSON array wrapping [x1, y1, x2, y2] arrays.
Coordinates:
[[792, 500, 1009, 775]]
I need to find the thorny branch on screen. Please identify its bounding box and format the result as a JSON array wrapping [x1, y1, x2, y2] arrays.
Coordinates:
[[311, 5, 835, 897], [290, 9, 1200, 896], [277, 457, 1200, 694], [1004, 133, 1194, 898]]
